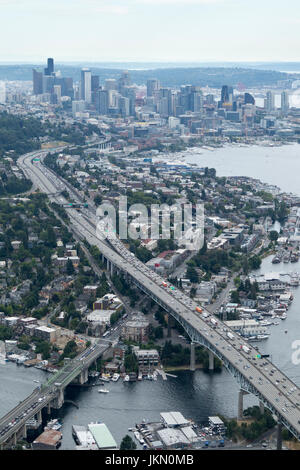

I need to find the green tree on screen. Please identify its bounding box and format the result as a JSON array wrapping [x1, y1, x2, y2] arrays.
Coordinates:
[[124, 345, 138, 373], [120, 435, 137, 450], [186, 266, 199, 283], [231, 290, 240, 304], [269, 230, 279, 242], [66, 259, 75, 275]]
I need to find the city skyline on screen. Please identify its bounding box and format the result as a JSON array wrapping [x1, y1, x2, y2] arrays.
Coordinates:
[[1, 0, 300, 62]]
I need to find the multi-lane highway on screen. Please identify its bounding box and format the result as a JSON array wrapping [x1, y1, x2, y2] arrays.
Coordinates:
[[13, 148, 300, 442]]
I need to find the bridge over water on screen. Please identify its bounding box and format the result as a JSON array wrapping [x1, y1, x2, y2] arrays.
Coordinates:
[[0, 340, 110, 448]]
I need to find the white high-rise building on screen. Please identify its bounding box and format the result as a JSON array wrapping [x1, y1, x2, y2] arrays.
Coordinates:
[[168, 117, 180, 128], [80, 68, 91, 103], [53, 85, 61, 104], [265, 91, 275, 112], [0, 81, 6, 104], [72, 100, 85, 117], [281, 91, 289, 113]]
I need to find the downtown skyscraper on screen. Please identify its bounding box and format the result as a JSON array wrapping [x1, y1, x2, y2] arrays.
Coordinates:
[[80, 68, 92, 104]]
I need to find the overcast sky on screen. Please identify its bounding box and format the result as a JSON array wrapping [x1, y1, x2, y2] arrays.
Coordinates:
[[1, 0, 299, 63]]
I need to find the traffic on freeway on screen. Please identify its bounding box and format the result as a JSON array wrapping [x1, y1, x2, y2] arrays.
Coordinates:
[[16, 148, 300, 440]]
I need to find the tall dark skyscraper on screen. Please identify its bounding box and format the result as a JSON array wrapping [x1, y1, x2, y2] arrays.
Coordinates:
[[97, 89, 109, 114], [221, 85, 233, 105], [244, 92, 255, 105], [91, 75, 100, 92], [91, 75, 100, 105], [44, 58, 54, 76], [32, 57, 73, 97]]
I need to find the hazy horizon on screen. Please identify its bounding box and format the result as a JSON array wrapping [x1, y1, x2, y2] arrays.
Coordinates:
[[1, 1, 300, 63]]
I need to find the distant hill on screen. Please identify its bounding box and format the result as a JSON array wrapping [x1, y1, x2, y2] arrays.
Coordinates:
[[0, 64, 289, 88]]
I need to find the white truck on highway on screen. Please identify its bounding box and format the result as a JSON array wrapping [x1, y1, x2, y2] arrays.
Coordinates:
[[210, 318, 218, 327], [241, 345, 250, 354], [227, 332, 235, 340]]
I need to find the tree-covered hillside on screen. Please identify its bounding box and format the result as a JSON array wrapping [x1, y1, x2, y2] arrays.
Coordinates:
[[0, 64, 289, 88], [0, 112, 43, 157]]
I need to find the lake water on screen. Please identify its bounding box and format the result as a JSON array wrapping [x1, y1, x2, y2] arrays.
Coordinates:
[[183, 143, 300, 196]]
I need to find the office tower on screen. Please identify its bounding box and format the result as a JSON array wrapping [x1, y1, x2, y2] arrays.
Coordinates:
[[281, 91, 289, 113], [205, 94, 215, 105], [158, 87, 175, 115], [105, 79, 117, 91], [123, 86, 136, 116], [91, 75, 100, 105], [53, 85, 61, 104], [60, 77, 74, 99], [147, 79, 160, 97], [72, 100, 85, 116], [44, 58, 54, 76], [73, 83, 80, 100], [265, 91, 275, 112], [119, 96, 130, 117], [167, 90, 176, 116], [80, 68, 92, 103], [221, 85, 233, 105], [158, 97, 169, 117], [244, 92, 255, 105], [32, 69, 43, 95], [178, 85, 190, 111], [0, 82, 6, 104], [191, 89, 203, 113], [97, 89, 109, 115], [91, 75, 100, 91], [118, 70, 131, 94], [43, 74, 54, 94]]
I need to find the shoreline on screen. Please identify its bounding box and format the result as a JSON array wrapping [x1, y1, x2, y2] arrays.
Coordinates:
[[152, 141, 300, 199], [164, 364, 204, 372]]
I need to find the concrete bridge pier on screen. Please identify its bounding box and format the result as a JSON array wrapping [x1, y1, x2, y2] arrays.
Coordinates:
[[47, 402, 51, 414], [190, 342, 196, 371], [52, 388, 65, 409], [79, 368, 89, 385], [259, 401, 265, 415], [238, 389, 249, 420], [208, 351, 214, 371], [36, 409, 42, 426], [167, 314, 172, 338], [277, 421, 283, 450], [110, 262, 115, 277]]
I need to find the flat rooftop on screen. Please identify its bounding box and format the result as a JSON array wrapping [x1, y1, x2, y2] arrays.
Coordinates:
[[33, 429, 62, 446], [160, 411, 190, 427], [88, 423, 117, 449]]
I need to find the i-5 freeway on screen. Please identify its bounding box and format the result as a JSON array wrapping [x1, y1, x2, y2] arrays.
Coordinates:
[[14, 148, 300, 441]]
